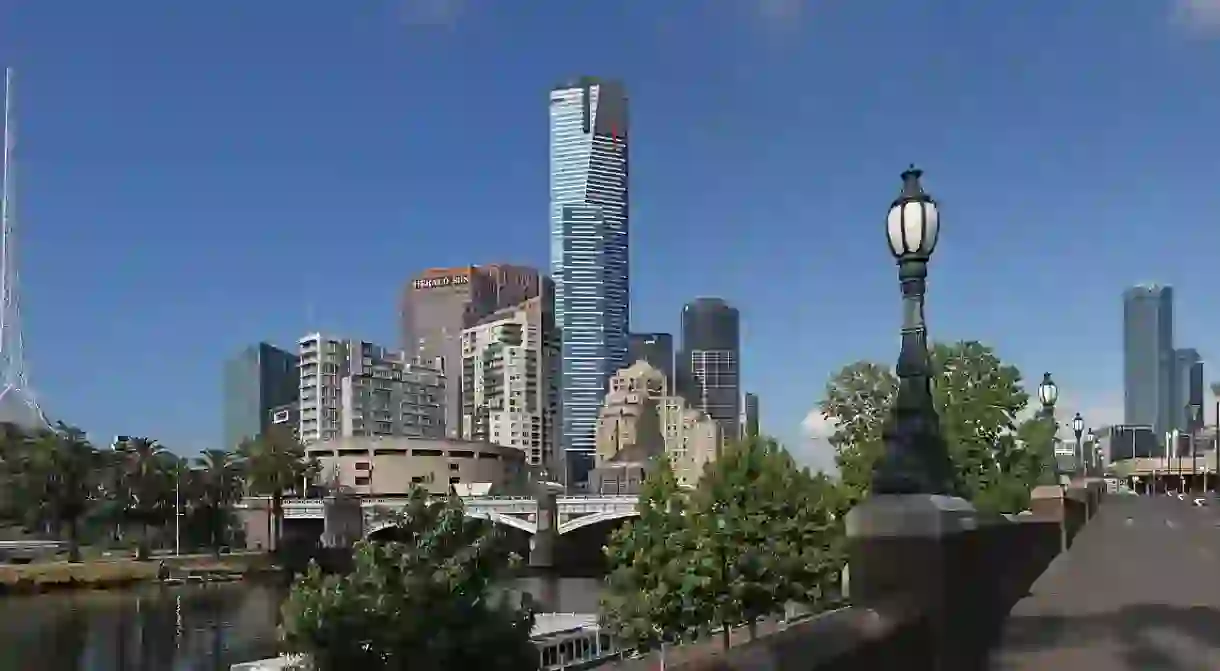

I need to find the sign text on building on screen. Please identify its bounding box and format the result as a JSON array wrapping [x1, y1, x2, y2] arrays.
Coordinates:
[[413, 274, 470, 290]]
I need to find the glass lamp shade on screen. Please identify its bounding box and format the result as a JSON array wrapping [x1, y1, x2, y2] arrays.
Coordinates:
[[1086, 430, 1096, 444], [1037, 373, 1058, 407], [1072, 414, 1084, 434], [885, 168, 939, 259]]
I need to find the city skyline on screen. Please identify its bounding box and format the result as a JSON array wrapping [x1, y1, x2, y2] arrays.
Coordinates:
[[3, 3, 1220, 466]]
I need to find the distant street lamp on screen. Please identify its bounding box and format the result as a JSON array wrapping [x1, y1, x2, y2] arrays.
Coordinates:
[[1036, 373, 1060, 485], [1085, 428, 1096, 475], [871, 166, 955, 495], [1072, 413, 1084, 479]]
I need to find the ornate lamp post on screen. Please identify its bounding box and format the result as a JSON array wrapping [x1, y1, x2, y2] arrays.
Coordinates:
[[872, 166, 955, 495], [1036, 373, 1059, 485], [1072, 413, 1084, 479], [1085, 428, 1096, 475]]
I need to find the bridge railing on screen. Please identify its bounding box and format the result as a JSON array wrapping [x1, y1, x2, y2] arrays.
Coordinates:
[[601, 481, 1106, 671]]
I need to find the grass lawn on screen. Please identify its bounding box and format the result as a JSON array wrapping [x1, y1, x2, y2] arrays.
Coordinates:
[[0, 552, 279, 594]]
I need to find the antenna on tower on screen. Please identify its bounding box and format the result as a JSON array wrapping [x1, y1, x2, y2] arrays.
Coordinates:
[[0, 67, 49, 429]]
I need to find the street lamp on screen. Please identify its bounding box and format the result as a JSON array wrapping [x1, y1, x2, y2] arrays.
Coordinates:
[[1072, 413, 1084, 478], [872, 166, 955, 495], [1085, 428, 1096, 475], [1036, 373, 1060, 485]]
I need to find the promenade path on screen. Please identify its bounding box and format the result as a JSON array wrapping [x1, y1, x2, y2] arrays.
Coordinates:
[[992, 494, 1220, 670]]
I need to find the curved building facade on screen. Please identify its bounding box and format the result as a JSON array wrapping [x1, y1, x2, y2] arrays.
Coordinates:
[[306, 436, 528, 497]]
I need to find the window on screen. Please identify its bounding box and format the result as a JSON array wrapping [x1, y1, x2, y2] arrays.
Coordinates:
[[354, 476, 370, 486], [355, 461, 370, 471]]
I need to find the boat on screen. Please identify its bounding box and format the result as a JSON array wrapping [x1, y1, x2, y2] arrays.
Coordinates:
[[231, 613, 623, 671]]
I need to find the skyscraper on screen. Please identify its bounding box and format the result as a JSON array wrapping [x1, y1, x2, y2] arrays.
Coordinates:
[[1122, 285, 1174, 439], [401, 265, 543, 438], [678, 298, 741, 442], [1173, 347, 1203, 434], [742, 392, 760, 439], [549, 77, 630, 485], [628, 332, 674, 388], [223, 343, 299, 450]]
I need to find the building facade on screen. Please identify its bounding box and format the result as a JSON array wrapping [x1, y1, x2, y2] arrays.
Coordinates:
[[305, 436, 527, 497], [742, 392, 760, 440], [628, 332, 674, 390], [549, 77, 631, 485], [1173, 347, 1204, 434], [460, 296, 558, 470], [678, 298, 741, 442], [222, 342, 299, 450], [1123, 285, 1174, 439], [401, 265, 544, 438], [593, 360, 721, 491], [297, 334, 445, 444]]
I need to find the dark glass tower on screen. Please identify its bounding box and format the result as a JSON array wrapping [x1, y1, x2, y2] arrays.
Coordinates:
[[223, 343, 299, 450], [1173, 348, 1203, 435], [1123, 285, 1174, 440], [628, 332, 674, 388], [678, 298, 741, 441]]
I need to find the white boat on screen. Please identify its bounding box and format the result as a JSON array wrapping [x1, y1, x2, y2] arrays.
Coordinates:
[[231, 613, 622, 671]]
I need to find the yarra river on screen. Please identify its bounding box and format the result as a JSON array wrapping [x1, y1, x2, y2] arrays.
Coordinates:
[[0, 577, 604, 671]]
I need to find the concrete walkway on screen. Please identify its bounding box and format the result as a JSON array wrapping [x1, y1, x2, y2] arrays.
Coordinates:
[[992, 494, 1220, 670]]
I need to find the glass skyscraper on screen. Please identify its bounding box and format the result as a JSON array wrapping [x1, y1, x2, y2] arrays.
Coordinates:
[[678, 298, 742, 442], [223, 342, 299, 450], [1122, 285, 1174, 439], [549, 77, 630, 485], [1173, 347, 1203, 435]]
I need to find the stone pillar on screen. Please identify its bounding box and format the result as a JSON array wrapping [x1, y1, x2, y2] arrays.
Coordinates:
[[529, 488, 558, 569], [323, 494, 363, 549], [1030, 485, 1067, 552], [846, 493, 978, 670]]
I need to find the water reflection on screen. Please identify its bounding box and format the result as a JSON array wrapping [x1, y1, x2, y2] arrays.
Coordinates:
[[0, 577, 604, 671]]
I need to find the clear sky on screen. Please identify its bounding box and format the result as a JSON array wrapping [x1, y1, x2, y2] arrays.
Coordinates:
[[2, 1, 1219, 468]]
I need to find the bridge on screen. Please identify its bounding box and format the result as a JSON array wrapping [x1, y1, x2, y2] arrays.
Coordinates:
[[242, 494, 638, 537]]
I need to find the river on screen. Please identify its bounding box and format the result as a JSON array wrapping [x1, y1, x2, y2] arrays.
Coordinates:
[[0, 577, 605, 671]]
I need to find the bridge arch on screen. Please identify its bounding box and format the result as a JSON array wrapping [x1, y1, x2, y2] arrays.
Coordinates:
[[558, 509, 639, 535], [365, 509, 537, 539]]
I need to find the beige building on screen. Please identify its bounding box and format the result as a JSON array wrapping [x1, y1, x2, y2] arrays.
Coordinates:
[[460, 296, 558, 470], [305, 436, 527, 497], [298, 333, 446, 444], [594, 360, 721, 490]]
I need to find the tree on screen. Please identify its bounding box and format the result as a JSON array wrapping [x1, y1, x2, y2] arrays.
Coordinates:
[[819, 361, 897, 504], [114, 436, 172, 558], [820, 341, 1043, 514], [688, 436, 842, 645], [239, 426, 316, 552], [194, 449, 243, 555], [601, 457, 709, 652], [35, 425, 101, 562], [279, 489, 536, 670]]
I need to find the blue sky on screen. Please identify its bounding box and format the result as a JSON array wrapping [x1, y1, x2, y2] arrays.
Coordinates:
[[2, 1, 1220, 467]]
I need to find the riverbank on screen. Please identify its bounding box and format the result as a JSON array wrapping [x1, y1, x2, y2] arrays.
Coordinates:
[[0, 553, 281, 595]]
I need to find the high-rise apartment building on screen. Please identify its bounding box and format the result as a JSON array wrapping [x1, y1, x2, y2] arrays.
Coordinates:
[[297, 333, 445, 444], [1122, 285, 1174, 438], [678, 298, 741, 442], [460, 296, 558, 469], [401, 265, 544, 438], [222, 342, 299, 450], [1173, 347, 1204, 433], [628, 332, 674, 389], [592, 360, 721, 491], [549, 76, 630, 485], [742, 392, 760, 439]]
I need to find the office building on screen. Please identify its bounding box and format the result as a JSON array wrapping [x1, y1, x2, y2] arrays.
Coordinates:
[[1122, 285, 1174, 438], [297, 333, 445, 444], [678, 298, 742, 441], [1173, 348, 1204, 433], [460, 296, 559, 469], [401, 265, 544, 438], [742, 392, 760, 439], [222, 343, 299, 450], [549, 76, 631, 485], [592, 360, 721, 493], [628, 332, 674, 389]]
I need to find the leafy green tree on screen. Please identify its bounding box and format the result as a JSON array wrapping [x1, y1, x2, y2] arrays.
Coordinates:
[[601, 457, 709, 652], [820, 341, 1043, 514], [689, 436, 842, 645], [280, 489, 536, 671], [2, 424, 101, 559], [239, 426, 316, 552]]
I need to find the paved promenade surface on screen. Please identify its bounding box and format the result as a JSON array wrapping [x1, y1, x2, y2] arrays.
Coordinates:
[[992, 494, 1220, 670]]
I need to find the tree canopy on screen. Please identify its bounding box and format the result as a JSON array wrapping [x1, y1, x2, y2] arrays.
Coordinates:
[[820, 340, 1051, 514], [280, 489, 536, 671]]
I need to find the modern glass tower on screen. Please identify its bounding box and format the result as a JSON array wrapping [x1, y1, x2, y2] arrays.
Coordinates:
[[223, 342, 299, 450], [1173, 347, 1203, 435], [1122, 285, 1174, 440], [678, 298, 742, 442], [549, 77, 630, 485]]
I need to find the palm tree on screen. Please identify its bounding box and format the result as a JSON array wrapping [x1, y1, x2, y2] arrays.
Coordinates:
[[39, 425, 100, 562], [238, 426, 315, 552], [114, 437, 171, 559], [195, 448, 242, 556]]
